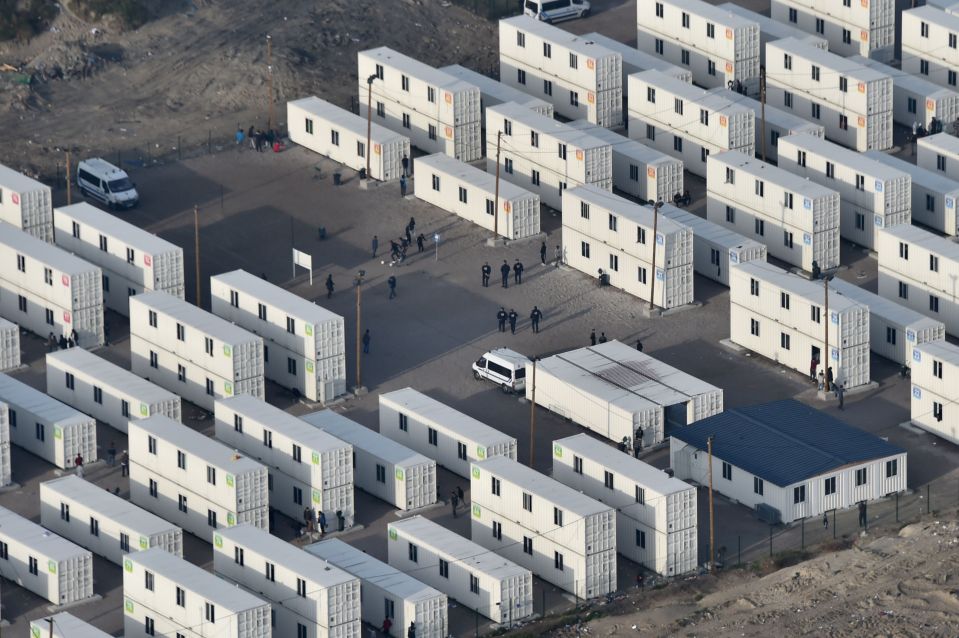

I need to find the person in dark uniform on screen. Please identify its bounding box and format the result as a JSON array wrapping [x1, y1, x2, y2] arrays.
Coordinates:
[[388, 275, 397, 299], [325, 274, 335, 299], [513, 260, 524, 284], [500, 260, 511, 288], [590, 329, 596, 346], [508, 309, 518, 334], [540, 241, 547, 265], [497, 308, 507, 332], [482, 262, 492, 287], [530, 306, 542, 333], [598, 332, 608, 343]]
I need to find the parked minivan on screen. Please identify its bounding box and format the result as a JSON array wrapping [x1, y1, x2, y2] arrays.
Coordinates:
[[473, 348, 532, 393], [77, 158, 139, 209], [524, 0, 591, 23]]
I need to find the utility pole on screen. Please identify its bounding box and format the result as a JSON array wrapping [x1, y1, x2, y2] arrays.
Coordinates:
[[493, 131, 503, 239], [529, 359, 536, 466], [194, 205, 201, 307], [47, 617, 54, 638], [266, 35, 274, 132], [365, 75, 377, 179], [65, 151, 72, 204], [648, 201, 663, 312], [823, 276, 830, 389], [759, 66, 767, 163], [707, 435, 715, 573], [355, 272, 364, 390]]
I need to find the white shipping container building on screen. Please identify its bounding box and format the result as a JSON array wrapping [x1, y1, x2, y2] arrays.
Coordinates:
[[581, 32, 693, 92], [123, 547, 270, 638], [498, 16, 623, 127], [729, 261, 871, 389], [877, 224, 959, 337], [387, 515, 533, 623], [0, 504, 92, 605], [0, 372, 96, 470], [210, 269, 346, 404], [527, 340, 724, 447], [128, 415, 269, 542], [770, 0, 895, 60], [0, 402, 10, 487], [485, 102, 613, 210], [358, 48, 482, 162], [561, 186, 694, 308], [830, 277, 945, 367], [439, 64, 554, 131], [566, 121, 684, 205], [0, 317, 20, 372], [0, 163, 53, 242], [717, 2, 828, 67], [471, 456, 616, 599], [214, 396, 355, 528], [659, 204, 767, 287], [288, 96, 410, 182], [53, 202, 185, 315], [851, 56, 959, 133], [40, 475, 183, 565], [765, 38, 893, 152], [0, 223, 104, 347], [302, 409, 436, 512], [865, 150, 959, 237], [378, 388, 517, 479], [901, 6, 959, 93], [627, 70, 755, 179], [918, 133, 959, 183], [130, 291, 265, 412], [910, 340, 959, 444], [307, 538, 448, 638], [635, 0, 760, 94], [214, 524, 361, 638], [45, 347, 182, 433], [706, 150, 841, 272], [31, 612, 113, 638], [551, 434, 697, 577], [777, 133, 911, 251], [413, 153, 541, 240]]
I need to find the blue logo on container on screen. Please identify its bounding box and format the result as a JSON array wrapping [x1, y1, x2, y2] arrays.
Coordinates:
[[948, 197, 955, 209], [913, 349, 921, 362], [831, 311, 839, 324], [831, 348, 839, 361], [803, 233, 811, 245], [656, 233, 664, 245], [729, 251, 739, 264], [913, 387, 922, 399], [804, 198, 811, 209], [906, 330, 916, 342], [655, 268, 664, 281], [874, 215, 883, 227], [875, 180, 883, 192]]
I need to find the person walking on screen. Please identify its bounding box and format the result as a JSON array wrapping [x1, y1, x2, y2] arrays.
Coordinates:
[[316, 510, 326, 534], [371, 235, 379, 258], [450, 491, 459, 517], [482, 262, 491, 287], [809, 357, 818, 381], [837, 383, 845, 410], [107, 441, 117, 466], [400, 175, 408, 197], [75, 453, 84, 478], [513, 260, 524, 284], [633, 430, 643, 457], [325, 274, 335, 299], [530, 306, 542, 333], [540, 241, 547, 265], [636, 339, 643, 352], [590, 329, 597, 346], [508, 309, 518, 334], [500, 260, 510, 288], [362, 330, 371, 354], [823, 511, 829, 529], [497, 308, 507, 332], [388, 275, 397, 299], [858, 502, 867, 528], [598, 332, 608, 343], [382, 617, 393, 636], [235, 128, 245, 145], [408, 217, 416, 234], [404, 225, 412, 245], [554, 245, 562, 267], [120, 451, 129, 477], [826, 367, 834, 392], [401, 154, 409, 177], [416, 233, 425, 253], [817, 370, 825, 391]]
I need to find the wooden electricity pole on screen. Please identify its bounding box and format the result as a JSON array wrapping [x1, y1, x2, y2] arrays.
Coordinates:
[[194, 205, 201, 307], [707, 435, 716, 574], [648, 201, 662, 312], [529, 359, 537, 466], [493, 131, 503, 239], [759, 66, 767, 163], [823, 277, 830, 387], [355, 276, 363, 389], [266, 35, 274, 132], [365, 75, 376, 179], [65, 151, 72, 204]]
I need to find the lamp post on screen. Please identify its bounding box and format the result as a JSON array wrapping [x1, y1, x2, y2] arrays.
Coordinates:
[[365, 74, 377, 179], [354, 270, 365, 392], [648, 201, 664, 312]]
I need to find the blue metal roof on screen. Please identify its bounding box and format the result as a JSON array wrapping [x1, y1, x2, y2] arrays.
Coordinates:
[[672, 400, 905, 487]]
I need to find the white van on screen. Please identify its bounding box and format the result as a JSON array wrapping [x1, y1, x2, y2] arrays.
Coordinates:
[[524, 0, 591, 23], [473, 348, 532, 393], [77, 158, 139, 209]]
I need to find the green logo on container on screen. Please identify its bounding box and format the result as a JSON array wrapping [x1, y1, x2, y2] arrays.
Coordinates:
[[227, 513, 236, 526], [139, 403, 149, 416], [312, 451, 320, 465], [476, 447, 486, 459], [31, 627, 41, 638], [223, 345, 232, 357], [53, 426, 62, 440], [125, 599, 135, 613], [139, 536, 149, 550], [471, 467, 480, 479], [553, 444, 563, 458], [306, 361, 314, 374], [48, 560, 57, 574], [224, 382, 234, 396], [214, 534, 223, 548], [388, 528, 397, 541], [123, 558, 133, 573], [226, 474, 235, 487], [395, 468, 405, 481], [472, 504, 481, 518], [305, 324, 313, 337], [311, 489, 321, 504]]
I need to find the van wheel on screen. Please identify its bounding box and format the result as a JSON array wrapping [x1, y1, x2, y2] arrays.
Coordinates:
[[473, 371, 482, 381], [501, 384, 512, 394], [580, 9, 590, 18]]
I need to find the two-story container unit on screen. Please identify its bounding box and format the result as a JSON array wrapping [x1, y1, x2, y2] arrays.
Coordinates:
[[128, 415, 269, 542], [486, 102, 613, 210], [627, 70, 754, 179], [379, 388, 517, 479], [214, 524, 361, 638], [0, 317, 20, 372], [210, 269, 345, 405], [730, 261, 871, 389], [214, 396, 354, 528], [30, 612, 113, 638], [388, 515, 533, 623], [307, 538, 448, 638], [499, 16, 622, 127], [918, 133, 959, 183], [288, 96, 410, 182], [358, 47, 481, 162], [770, 0, 895, 60], [552, 434, 697, 576], [0, 505, 92, 605], [902, 6, 959, 93], [46, 347, 181, 433], [567, 121, 684, 205], [778, 133, 910, 250], [877, 224, 959, 337], [911, 340, 959, 444], [53, 202, 185, 315], [635, 0, 760, 94], [440, 64, 554, 133], [471, 457, 616, 599], [123, 547, 270, 638], [830, 277, 945, 367], [413, 153, 541, 240], [0, 223, 103, 347], [659, 204, 767, 287], [0, 163, 53, 242], [582, 32, 692, 97], [528, 340, 723, 447], [717, 3, 827, 68], [765, 39, 893, 152], [865, 151, 959, 237], [706, 150, 840, 273], [0, 372, 95, 469], [562, 185, 694, 308], [40, 475, 183, 565], [130, 291, 264, 412], [302, 410, 435, 512], [851, 56, 959, 133]]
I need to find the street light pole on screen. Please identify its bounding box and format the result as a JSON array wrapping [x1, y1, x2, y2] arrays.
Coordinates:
[[823, 275, 830, 389], [648, 201, 663, 312], [759, 65, 767, 163], [354, 271, 365, 391], [194, 205, 201, 308], [493, 130, 502, 239], [365, 75, 377, 179], [707, 435, 715, 573]]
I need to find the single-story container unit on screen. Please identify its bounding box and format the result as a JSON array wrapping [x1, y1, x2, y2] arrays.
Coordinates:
[[770, 0, 895, 60], [902, 6, 959, 93], [413, 153, 541, 240], [307, 538, 448, 638], [717, 2, 827, 68], [123, 547, 271, 638], [918, 132, 959, 183], [471, 456, 616, 599], [30, 612, 112, 638], [379, 387, 517, 478], [40, 474, 183, 565], [865, 151, 959, 237], [0, 317, 19, 372], [302, 409, 436, 511], [210, 269, 346, 405], [670, 400, 907, 524], [46, 347, 182, 433], [527, 340, 723, 447], [440, 64, 554, 131], [852, 56, 959, 133], [552, 434, 697, 577], [53, 202, 185, 315], [0, 163, 53, 242], [910, 340, 959, 444], [388, 515, 533, 623]]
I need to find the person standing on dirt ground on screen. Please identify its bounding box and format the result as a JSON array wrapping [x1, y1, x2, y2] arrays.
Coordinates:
[[858, 502, 867, 528], [235, 128, 244, 146], [540, 241, 547, 265], [362, 329, 371, 354], [482, 262, 492, 287], [450, 490, 459, 517], [402, 154, 409, 178], [599, 332, 608, 343], [371, 235, 379, 259], [388, 275, 397, 299], [823, 511, 829, 529], [400, 174, 407, 197], [513, 259, 524, 284], [530, 306, 542, 333], [325, 274, 335, 299], [416, 233, 425, 253], [590, 329, 597, 346]]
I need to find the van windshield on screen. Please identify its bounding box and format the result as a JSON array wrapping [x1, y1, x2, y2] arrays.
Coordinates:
[[108, 177, 134, 193], [515, 368, 526, 379], [525, 0, 537, 9]]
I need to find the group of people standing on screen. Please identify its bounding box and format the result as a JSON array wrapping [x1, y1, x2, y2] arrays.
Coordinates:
[[237, 126, 282, 153], [47, 330, 79, 351]]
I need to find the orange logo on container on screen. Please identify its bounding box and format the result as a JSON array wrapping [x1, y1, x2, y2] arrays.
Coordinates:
[[860, 30, 868, 41], [858, 116, 866, 127], [444, 92, 452, 104], [725, 28, 733, 39], [719, 115, 728, 127], [374, 143, 381, 155], [445, 126, 453, 139], [647, 167, 656, 178], [926, 99, 936, 112], [861, 0, 868, 6], [61, 274, 69, 286], [725, 62, 733, 73], [587, 92, 595, 104], [63, 311, 72, 324], [858, 82, 866, 93], [575, 150, 584, 161], [143, 254, 152, 267], [11, 194, 19, 205], [503, 201, 511, 213], [587, 59, 595, 70]]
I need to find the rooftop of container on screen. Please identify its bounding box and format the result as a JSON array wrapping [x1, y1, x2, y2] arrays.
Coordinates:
[[706, 87, 822, 132], [712, 150, 840, 196], [581, 32, 688, 72], [55, 203, 181, 254], [440, 65, 551, 110], [486, 102, 612, 149], [768, 38, 892, 83], [42, 475, 179, 536], [567, 185, 687, 234], [217, 395, 349, 453], [133, 291, 261, 345], [212, 268, 343, 324], [829, 278, 946, 332], [132, 414, 265, 473], [878, 224, 959, 260], [851, 56, 959, 97], [645, 0, 760, 27], [780, 133, 908, 179], [631, 70, 752, 114], [864, 151, 959, 194], [0, 504, 89, 561], [500, 15, 622, 57], [566, 121, 681, 165], [718, 2, 825, 41], [301, 409, 433, 467], [0, 163, 48, 191], [658, 204, 766, 252], [34, 612, 112, 638], [0, 372, 93, 425], [904, 4, 959, 25], [475, 456, 613, 516], [919, 132, 959, 154], [732, 262, 865, 311], [672, 399, 906, 487], [0, 222, 100, 275], [414, 153, 538, 200], [47, 347, 178, 404], [358, 47, 477, 92], [379, 387, 515, 446], [288, 96, 410, 143], [914, 339, 959, 364]]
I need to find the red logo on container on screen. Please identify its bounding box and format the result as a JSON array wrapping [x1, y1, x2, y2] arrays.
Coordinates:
[[586, 59, 595, 70], [61, 274, 69, 286], [860, 30, 868, 41], [725, 28, 733, 39], [11, 194, 19, 205], [719, 115, 728, 127], [575, 150, 584, 161], [444, 92, 452, 104], [858, 82, 866, 93], [504, 201, 511, 213], [725, 62, 733, 73], [374, 143, 381, 155], [861, 0, 868, 6], [647, 167, 656, 178], [587, 92, 595, 104], [858, 116, 866, 127], [926, 99, 935, 112], [63, 311, 72, 324], [143, 254, 152, 267], [444, 126, 453, 139]]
